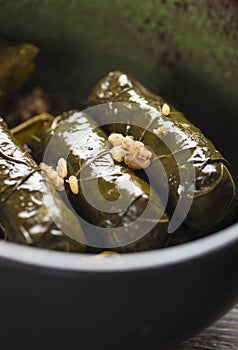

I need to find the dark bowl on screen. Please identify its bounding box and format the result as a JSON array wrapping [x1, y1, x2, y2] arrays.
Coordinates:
[[0, 1, 238, 349]]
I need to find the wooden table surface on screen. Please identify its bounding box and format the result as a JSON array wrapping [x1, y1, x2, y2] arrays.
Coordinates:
[[176, 304, 238, 349]]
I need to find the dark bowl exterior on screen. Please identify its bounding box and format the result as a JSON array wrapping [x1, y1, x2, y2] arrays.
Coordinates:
[[1, 226, 238, 350]]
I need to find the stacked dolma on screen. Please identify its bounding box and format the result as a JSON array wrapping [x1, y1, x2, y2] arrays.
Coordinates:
[[13, 110, 169, 252], [0, 117, 86, 252], [88, 71, 237, 234], [0, 42, 38, 106]]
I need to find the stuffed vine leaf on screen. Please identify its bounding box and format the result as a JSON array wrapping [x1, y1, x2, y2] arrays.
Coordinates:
[[88, 71, 237, 234], [0, 117, 86, 252], [0, 42, 39, 106], [13, 110, 169, 252]]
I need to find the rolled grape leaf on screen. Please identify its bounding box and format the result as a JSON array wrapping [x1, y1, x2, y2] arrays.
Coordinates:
[[88, 71, 238, 234], [12, 112, 54, 163], [13, 110, 169, 252], [0, 42, 39, 106], [0, 117, 86, 252]]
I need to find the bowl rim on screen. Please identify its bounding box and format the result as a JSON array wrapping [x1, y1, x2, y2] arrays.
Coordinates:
[[0, 222, 237, 272]]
